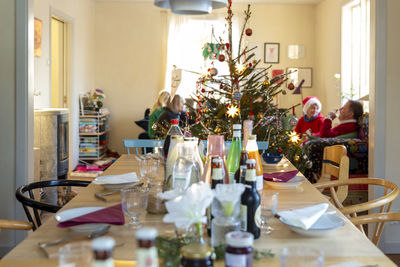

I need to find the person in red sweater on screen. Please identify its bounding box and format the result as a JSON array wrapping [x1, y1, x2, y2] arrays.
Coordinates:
[[295, 96, 325, 135], [315, 100, 363, 138]]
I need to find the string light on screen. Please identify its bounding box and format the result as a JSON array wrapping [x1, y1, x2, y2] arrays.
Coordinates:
[[288, 131, 300, 144]]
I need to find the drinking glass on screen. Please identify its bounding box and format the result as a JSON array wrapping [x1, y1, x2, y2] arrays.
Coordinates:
[[58, 242, 93, 267], [121, 187, 149, 229], [147, 159, 160, 181], [139, 158, 149, 178], [280, 247, 324, 267], [260, 191, 278, 234]]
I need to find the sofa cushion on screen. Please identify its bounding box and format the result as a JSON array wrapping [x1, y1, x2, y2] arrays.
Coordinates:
[[358, 113, 369, 140]]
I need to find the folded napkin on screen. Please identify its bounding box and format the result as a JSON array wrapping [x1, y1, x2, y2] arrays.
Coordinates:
[[278, 203, 329, 230], [58, 204, 125, 228], [263, 170, 299, 183], [93, 172, 139, 185]]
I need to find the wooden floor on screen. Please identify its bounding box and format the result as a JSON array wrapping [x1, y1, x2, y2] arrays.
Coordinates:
[[386, 254, 400, 265]]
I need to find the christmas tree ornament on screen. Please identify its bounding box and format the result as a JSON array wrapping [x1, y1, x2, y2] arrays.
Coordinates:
[[294, 155, 300, 162], [282, 90, 287, 95], [215, 127, 222, 134], [245, 28, 252, 36], [235, 63, 246, 75], [288, 131, 300, 144], [289, 115, 298, 126], [248, 111, 255, 120], [288, 82, 295, 90], [210, 67, 218, 76], [226, 105, 240, 118], [257, 113, 263, 119], [218, 54, 225, 62], [263, 78, 271, 87], [233, 90, 242, 101]]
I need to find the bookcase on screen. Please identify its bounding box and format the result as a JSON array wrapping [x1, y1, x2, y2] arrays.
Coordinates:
[[79, 112, 110, 160]]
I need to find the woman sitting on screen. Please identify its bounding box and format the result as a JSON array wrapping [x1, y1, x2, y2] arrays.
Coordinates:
[[156, 94, 186, 134], [295, 96, 324, 135], [148, 90, 170, 139]]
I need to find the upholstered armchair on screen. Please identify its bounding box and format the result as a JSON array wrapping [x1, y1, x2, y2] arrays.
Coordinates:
[[303, 113, 369, 183]]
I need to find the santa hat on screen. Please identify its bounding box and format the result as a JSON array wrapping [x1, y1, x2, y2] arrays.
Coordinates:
[[302, 96, 322, 114]]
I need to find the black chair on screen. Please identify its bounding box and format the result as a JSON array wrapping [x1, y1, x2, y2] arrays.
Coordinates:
[[15, 180, 90, 230]]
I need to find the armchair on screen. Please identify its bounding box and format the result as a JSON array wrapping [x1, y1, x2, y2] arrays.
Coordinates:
[[304, 113, 369, 183]]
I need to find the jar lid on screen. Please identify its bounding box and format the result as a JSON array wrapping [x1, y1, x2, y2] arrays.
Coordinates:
[[233, 124, 242, 130], [180, 243, 214, 259], [136, 227, 158, 240], [91, 237, 116, 251], [226, 231, 254, 248]]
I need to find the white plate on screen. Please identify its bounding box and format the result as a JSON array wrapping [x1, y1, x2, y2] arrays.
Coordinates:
[[264, 175, 305, 190], [93, 172, 139, 190], [55, 207, 108, 233], [263, 158, 289, 167], [280, 213, 346, 237]]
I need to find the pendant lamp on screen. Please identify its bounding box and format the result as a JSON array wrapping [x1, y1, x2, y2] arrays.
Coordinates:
[[154, 0, 227, 15]]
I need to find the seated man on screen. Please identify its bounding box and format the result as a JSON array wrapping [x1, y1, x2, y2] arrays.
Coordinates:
[[314, 100, 363, 138]]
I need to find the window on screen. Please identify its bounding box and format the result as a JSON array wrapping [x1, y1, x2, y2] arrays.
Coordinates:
[[341, 0, 370, 106], [164, 14, 239, 98]]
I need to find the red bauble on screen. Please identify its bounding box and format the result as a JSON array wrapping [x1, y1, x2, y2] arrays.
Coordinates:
[[245, 28, 253, 36], [225, 43, 230, 50], [249, 63, 252, 67], [288, 82, 295, 90], [201, 89, 206, 93], [218, 54, 225, 62]]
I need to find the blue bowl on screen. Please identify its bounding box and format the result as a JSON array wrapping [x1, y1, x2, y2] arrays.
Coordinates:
[[262, 153, 283, 164]]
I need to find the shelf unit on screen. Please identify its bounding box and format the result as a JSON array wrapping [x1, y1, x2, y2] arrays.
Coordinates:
[[79, 112, 110, 160]]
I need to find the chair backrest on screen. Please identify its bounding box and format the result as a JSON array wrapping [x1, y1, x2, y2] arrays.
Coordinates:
[[15, 180, 90, 230], [0, 219, 32, 233], [318, 145, 349, 204], [314, 178, 399, 237], [123, 139, 164, 155], [350, 212, 400, 246]]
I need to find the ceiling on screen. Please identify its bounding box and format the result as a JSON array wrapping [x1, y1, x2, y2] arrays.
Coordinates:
[[95, 0, 324, 5]]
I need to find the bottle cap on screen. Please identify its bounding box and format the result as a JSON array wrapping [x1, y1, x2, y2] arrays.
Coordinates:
[[226, 231, 254, 248], [91, 237, 116, 251], [212, 157, 222, 163], [171, 119, 179, 125], [135, 227, 158, 240], [246, 159, 256, 164], [240, 150, 248, 153], [248, 135, 257, 140], [180, 243, 214, 259], [233, 124, 242, 130]]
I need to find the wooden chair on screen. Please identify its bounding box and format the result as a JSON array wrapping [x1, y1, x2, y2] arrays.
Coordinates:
[[15, 180, 90, 230], [123, 139, 164, 155], [315, 145, 349, 205], [350, 212, 400, 246], [314, 178, 399, 235], [0, 219, 33, 234]]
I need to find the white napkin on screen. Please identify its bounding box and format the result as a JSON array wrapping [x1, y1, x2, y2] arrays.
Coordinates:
[[278, 203, 329, 230], [93, 172, 139, 185]]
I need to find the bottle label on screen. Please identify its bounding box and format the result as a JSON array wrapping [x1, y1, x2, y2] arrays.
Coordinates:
[[256, 175, 263, 191], [225, 253, 247, 267], [233, 130, 241, 137], [228, 172, 235, 184], [212, 168, 223, 181], [92, 258, 114, 267], [254, 205, 261, 228], [137, 247, 159, 267], [240, 204, 247, 231], [245, 169, 256, 182]]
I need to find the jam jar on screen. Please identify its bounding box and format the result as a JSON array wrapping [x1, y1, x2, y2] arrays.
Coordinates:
[[225, 231, 254, 267], [180, 243, 214, 267]]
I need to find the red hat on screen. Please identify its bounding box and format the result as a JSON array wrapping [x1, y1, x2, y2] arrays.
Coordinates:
[[302, 96, 322, 114]]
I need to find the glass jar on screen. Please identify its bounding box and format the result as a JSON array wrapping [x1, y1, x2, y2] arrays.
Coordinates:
[[180, 243, 214, 267], [147, 181, 166, 214], [225, 231, 254, 267]]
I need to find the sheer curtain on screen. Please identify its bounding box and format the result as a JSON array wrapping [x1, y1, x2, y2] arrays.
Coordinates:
[[164, 13, 240, 98]]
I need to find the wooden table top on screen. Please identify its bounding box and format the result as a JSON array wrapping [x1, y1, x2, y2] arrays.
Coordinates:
[[1, 155, 396, 266]]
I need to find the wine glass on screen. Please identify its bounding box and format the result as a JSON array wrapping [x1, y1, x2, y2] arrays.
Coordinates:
[[121, 187, 149, 229], [260, 191, 278, 235]]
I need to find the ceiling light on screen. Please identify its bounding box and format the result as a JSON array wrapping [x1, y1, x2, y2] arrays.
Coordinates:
[[154, 0, 227, 15]]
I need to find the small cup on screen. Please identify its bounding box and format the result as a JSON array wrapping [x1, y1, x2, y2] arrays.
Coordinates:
[[280, 247, 324, 267], [58, 242, 93, 267]]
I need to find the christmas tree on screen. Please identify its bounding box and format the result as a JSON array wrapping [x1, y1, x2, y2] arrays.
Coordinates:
[[182, 2, 312, 173]]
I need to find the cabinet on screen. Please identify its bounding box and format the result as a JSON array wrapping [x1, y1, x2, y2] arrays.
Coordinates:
[[79, 113, 110, 160]]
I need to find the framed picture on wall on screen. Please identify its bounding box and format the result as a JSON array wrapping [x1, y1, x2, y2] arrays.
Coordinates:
[[264, 43, 280, 64], [286, 67, 313, 88]]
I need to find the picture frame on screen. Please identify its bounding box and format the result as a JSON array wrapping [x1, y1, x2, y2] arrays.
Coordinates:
[[34, 17, 42, 57], [264, 43, 280, 64], [286, 67, 313, 88]]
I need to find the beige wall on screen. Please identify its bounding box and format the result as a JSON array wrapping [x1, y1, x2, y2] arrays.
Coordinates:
[[314, 0, 342, 113], [34, 0, 96, 167], [0, 0, 17, 255], [95, 2, 316, 155]]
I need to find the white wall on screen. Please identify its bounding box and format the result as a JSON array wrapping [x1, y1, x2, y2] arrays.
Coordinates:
[[33, 0, 96, 168], [95, 2, 316, 155], [0, 0, 17, 256]]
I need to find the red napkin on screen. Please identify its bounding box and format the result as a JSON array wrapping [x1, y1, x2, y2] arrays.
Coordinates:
[[58, 204, 125, 228], [263, 170, 299, 183]]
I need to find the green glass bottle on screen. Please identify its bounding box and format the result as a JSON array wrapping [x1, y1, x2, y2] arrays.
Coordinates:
[[227, 124, 242, 183]]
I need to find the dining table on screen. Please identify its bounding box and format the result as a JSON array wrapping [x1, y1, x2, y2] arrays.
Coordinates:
[[1, 154, 396, 266]]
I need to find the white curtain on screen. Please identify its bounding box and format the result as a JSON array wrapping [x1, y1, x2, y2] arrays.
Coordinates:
[[164, 12, 240, 98]]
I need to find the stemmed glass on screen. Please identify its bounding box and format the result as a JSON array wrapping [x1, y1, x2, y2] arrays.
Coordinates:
[[121, 187, 149, 229], [260, 191, 279, 235]]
